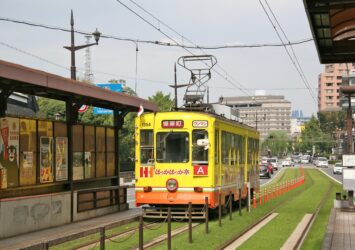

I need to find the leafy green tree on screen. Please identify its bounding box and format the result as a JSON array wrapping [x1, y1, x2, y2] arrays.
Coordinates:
[[262, 131, 291, 157], [148, 91, 173, 111], [296, 116, 334, 155], [36, 98, 65, 120], [318, 111, 345, 135]]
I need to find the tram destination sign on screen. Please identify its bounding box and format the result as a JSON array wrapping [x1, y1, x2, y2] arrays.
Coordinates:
[[192, 120, 208, 128]]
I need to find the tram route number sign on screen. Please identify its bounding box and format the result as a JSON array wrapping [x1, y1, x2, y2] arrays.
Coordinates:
[[193, 165, 208, 176], [192, 120, 208, 128]]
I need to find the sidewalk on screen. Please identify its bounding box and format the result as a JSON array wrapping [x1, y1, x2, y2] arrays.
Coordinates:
[[322, 208, 355, 250], [0, 208, 141, 250]]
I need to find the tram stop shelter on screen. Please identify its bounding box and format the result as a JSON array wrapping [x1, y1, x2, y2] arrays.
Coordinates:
[[0, 59, 158, 238]]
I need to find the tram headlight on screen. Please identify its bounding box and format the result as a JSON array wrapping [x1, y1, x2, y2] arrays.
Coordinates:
[[166, 178, 178, 192]]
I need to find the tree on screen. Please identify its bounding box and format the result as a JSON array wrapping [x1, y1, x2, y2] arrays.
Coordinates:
[[296, 116, 333, 155], [148, 91, 173, 111], [261, 131, 291, 157], [318, 111, 345, 135]]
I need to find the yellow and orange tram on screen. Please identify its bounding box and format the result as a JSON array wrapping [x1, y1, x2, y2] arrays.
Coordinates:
[[135, 111, 259, 210]]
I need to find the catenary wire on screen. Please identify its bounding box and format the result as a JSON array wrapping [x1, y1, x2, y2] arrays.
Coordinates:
[[264, 0, 317, 100], [258, 0, 317, 103], [0, 16, 313, 50], [115, 0, 251, 96]]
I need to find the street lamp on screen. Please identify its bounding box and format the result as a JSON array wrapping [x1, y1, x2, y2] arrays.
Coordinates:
[[63, 10, 101, 80]]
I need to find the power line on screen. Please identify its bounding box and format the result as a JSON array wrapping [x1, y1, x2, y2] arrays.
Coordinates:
[[264, 0, 317, 100], [0, 16, 313, 50], [115, 0, 251, 96], [258, 0, 317, 104]]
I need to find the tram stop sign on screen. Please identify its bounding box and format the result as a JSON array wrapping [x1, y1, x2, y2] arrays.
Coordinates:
[[93, 83, 123, 114]]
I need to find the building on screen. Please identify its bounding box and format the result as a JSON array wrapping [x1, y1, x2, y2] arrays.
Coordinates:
[[220, 95, 291, 140], [318, 63, 355, 111]]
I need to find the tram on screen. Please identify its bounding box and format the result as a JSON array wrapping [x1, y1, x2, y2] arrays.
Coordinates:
[[134, 110, 260, 212]]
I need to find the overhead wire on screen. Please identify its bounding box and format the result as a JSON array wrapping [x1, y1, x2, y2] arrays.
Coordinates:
[[0, 16, 313, 49], [258, 0, 317, 103], [116, 0, 251, 96], [264, 0, 317, 100]]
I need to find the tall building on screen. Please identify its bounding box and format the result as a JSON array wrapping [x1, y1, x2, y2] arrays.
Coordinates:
[[220, 95, 291, 140], [318, 63, 354, 111]]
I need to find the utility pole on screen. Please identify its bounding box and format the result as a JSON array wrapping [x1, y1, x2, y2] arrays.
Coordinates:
[[169, 63, 189, 110], [347, 93, 353, 153]]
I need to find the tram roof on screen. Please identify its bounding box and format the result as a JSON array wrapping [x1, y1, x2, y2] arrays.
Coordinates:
[[304, 0, 355, 63], [0, 59, 159, 112]]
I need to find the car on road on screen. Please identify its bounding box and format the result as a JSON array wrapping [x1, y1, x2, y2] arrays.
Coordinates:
[[333, 162, 344, 174], [317, 157, 329, 168], [291, 155, 301, 164], [301, 155, 311, 164], [267, 158, 279, 171], [281, 157, 293, 167], [259, 164, 271, 178]]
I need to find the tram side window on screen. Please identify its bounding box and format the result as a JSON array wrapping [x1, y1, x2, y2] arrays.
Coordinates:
[[215, 129, 219, 164], [221, 131, 228, 164], [140, 130, 153, 164], [156, 132, 189, 163], [192, 130, 208, 163]]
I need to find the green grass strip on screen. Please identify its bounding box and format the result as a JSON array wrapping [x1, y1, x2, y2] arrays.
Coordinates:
[[238, 169, 338, 250], [152, 169, 309, 250]]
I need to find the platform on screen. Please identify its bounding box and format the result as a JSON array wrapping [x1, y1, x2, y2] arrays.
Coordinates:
[[323, 208, 355, 250], [0, 208, 141, 250]]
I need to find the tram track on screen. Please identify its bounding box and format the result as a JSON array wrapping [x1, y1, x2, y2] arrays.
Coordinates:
[[218, 169, 314, 250]]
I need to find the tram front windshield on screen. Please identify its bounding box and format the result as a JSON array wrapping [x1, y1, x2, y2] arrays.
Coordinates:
[[156, 132, 189, 163]]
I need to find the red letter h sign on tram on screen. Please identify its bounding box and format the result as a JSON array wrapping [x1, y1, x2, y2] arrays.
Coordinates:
[[140, 166, 153, 178]]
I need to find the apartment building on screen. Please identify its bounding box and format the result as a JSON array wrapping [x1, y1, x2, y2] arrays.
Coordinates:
[[220, 95, 291, 140], [318, 63, 354, 111]]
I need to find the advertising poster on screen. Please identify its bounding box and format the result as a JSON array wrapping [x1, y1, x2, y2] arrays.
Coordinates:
[[84, 152, 92, 179], [56, 137, 68, 181], [40, 137, 53, 183], [93, 83, 123, 114], [73, 152, 84, 180], [0, 117, 19, 188]]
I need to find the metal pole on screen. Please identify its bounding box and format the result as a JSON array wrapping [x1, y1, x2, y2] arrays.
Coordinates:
[[347, 94, 353, 153], [139, 215, 143, 250], [229, 192, 232, 220], [168, 207, 172, 250], [218, 193, 222, 227], [205, 197, 209, 234], [70, 10, 76, 80], [188, 202, 192, 243], [100, 227, 105, 250], [174, 63, 178, 109], [239, 188, 242, 216], [43, 242, 49, 250], [247, 182, 251, 212]]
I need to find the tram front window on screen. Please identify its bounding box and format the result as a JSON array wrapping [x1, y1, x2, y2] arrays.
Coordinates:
[[192, 130, 208, 163], [140, 130, 154, 164], [156, 132, 189, 163]]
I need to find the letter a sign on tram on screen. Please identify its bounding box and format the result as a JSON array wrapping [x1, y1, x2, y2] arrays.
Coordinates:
[[193, 165, 208, 176]]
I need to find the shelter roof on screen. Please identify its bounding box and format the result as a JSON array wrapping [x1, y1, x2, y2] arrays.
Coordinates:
[[0, 59, 159, 112], [304, 0, 355, 63]]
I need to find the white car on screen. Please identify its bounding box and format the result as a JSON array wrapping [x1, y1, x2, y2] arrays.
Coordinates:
[[301, 155, 310, 164], [333, 162, 343, 174], [267, 158, 279, 170], [317, 157, 328, 168], [281, 158, 292, 167]]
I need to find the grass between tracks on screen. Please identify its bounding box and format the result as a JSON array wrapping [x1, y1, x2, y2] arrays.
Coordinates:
[[150, 168, 308, 250], [238, 169, 340, 250]]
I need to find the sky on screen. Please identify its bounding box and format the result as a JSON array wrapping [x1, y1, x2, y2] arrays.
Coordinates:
[[0, 0, 324, 116]]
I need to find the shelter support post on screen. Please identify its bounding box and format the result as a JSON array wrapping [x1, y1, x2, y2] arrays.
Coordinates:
[[347, 94, 353, 153], [66, 99, 80, 222], [0, 85, 16, 117]]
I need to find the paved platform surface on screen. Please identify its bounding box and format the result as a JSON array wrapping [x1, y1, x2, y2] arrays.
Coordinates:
[[323, 208, 355, 250], [0, 208, 141, 250]]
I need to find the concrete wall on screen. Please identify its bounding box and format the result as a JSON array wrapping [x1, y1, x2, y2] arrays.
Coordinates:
[[0, 192, 71, 238]]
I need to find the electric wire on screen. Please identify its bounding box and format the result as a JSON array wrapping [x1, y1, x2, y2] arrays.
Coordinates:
[[0, 16, 313, 49], [264, 0, 317, 100], [258, 0, 317, 103], [115, 0, 251, 96]]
